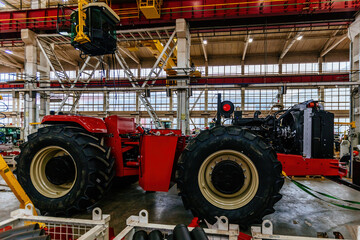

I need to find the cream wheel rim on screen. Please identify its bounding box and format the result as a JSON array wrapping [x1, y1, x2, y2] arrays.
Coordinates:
[[198, 149, 259, 210], [30, 146, 77, 198]]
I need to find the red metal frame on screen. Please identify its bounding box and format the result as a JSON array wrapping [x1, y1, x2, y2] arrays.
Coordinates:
[[104, 116, 139, 177], [0, 0, 358, 36], [0, 74, 349, 90], [277, 153, 347, 177]]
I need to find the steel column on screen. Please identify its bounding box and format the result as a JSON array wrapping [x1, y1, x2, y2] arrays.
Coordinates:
[[21, 29, 38, 139], [176, 19, 191, 135]]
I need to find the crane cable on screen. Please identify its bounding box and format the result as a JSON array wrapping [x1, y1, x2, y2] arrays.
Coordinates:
[[282, 171, 360, 210]]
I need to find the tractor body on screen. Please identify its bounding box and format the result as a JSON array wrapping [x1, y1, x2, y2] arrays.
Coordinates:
[[15, 96, 345, 227]]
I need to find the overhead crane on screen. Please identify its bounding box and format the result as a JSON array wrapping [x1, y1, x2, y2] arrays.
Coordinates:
[[0, 0, 358, 38]]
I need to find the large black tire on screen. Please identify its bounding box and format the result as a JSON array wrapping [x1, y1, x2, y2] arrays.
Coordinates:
[[16, 125, 115, 216], [176, 126, 284, 227]]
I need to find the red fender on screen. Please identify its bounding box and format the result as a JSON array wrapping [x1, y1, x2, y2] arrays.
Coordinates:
[[41, 115, 107, 133]]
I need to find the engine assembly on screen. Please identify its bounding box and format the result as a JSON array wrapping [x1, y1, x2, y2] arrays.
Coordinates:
[[216, 94, 334, 159]]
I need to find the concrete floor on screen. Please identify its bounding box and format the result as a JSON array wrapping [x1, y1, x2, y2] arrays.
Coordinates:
[[1, 176, 360, 238]]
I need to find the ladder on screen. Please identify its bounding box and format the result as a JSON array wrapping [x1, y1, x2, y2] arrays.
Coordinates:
[[58, 56, 104, 112], [115, 51, 164, 129], [142, 30, 178, 87], [37, 37, 103, 113], [36, 38, 70, 88]]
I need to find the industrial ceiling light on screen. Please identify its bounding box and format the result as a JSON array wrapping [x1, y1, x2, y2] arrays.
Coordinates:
[[0, 1, 5, 7], [203, 39, 208, 45], [296, 35, 303, 40], [4, 50, 13, 54], [248, 38, 253, 43]]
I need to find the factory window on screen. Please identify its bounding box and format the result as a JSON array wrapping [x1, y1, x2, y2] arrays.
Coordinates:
[[190, 118, 205, 130], [244, 89, 278, 111], [1, 94, 12, 112], [109, 92, 136, 111], [0, 73, 16, 83], [140, 117, 172, 129], [323, 62, 350, 73], [283, 63, 318, 74], [208, 90, 242, 111], [324, 87, 350, 110], [143, 91, 169, 111], [283, 88, 319, 108], [49, 93, 73, 112], [189, 90, 206, 111], [334, 118, 350, 136], [78, 93, 104, 112]]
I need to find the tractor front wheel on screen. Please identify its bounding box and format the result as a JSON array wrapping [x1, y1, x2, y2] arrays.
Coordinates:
[[16, 126, 115, 216], [176, 126, 284, 227]]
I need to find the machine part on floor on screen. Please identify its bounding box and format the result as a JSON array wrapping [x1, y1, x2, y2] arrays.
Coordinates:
[[71, 1, 120, 56], [190, 227, 209, 240], [133, 230, 148, 240], [115, 210, 239, 240], [0, 223, 39, 238], [0, 154, 37, 215], [16, 126, 115, 215], [148, 230, 164, 240], [173, 224, 191, 240], [251, 220, 351, 240], [2, 229, 45, 240], [176, 127, 284, 226], [0, 207, 110, 240]]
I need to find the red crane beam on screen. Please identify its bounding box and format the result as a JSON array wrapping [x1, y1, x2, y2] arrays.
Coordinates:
[[0, 0, 358, 37], [0, 73, 349, 90]]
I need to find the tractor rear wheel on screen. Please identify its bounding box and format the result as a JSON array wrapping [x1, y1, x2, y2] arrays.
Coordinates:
[[176, 126, 284, 227], [16, 125, 115, 216]]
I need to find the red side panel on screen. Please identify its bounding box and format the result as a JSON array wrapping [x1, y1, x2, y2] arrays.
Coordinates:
[[277, 153, 347, 177], [139, 135, 179, 191], [105, 115, 136, 134], [41, 115, 107, 133]]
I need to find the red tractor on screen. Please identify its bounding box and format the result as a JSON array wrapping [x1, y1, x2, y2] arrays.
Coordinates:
[[15, 96, 345, 227]]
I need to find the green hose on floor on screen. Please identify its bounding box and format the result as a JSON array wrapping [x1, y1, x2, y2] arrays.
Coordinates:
[[282, 171, 360, 211]]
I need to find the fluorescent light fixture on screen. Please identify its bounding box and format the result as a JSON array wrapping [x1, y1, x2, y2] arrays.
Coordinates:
[[296, 35, 303, 40], [59, 31, 69, 36], [248, 38, 253, 43], [4, 50, 13, 54], [203, 39, 208, 45], [0, 2, 5, 7]]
